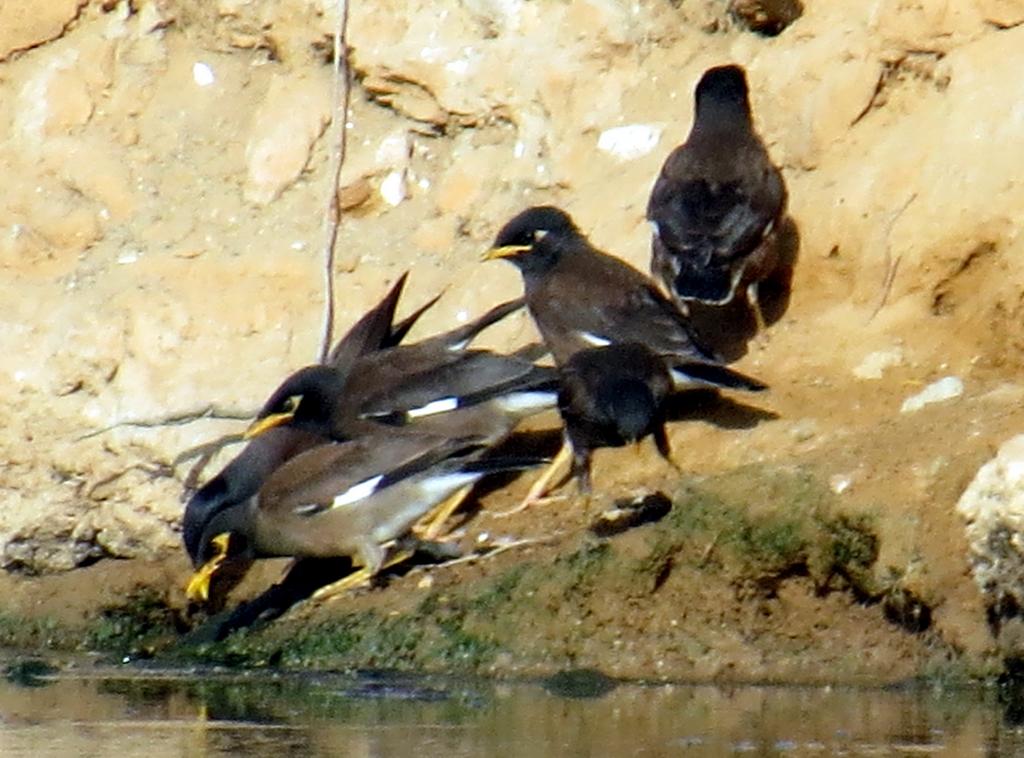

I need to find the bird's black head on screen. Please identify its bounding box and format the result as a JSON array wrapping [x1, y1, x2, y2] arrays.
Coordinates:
[[193, 505, 253, 565], [485, 206, 581, 277], [694, 64, 751, 116], [247, 365, 346, 439], [183, 475, 230, 565]]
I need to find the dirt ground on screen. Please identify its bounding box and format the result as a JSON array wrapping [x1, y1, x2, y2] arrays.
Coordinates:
[[2, 0, 1024, 683]]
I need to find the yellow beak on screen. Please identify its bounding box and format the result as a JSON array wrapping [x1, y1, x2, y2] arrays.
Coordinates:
[[244, 411, 295, 440], [482, 244, 532, 262], [184, 533, 233, 603]]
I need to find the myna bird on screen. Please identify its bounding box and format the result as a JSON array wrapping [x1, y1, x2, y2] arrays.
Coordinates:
[[182, 273, 435, 593], [485, 206, 767, 508], [183, 426, 325, 566], [556, 342, 675, 494], [246, 297, 557, 444], [484, 205, 765, 393], [185, 430, 546, 601], [237, 292, 557, 555], [646, 64, 787, 330]]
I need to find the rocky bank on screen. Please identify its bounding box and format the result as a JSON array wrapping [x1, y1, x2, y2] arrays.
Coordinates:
[[2, 0, 1024, 682]]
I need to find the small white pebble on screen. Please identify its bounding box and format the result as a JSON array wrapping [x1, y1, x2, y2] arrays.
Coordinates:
[[290, 240, 305, 251], [476, 531, 490, 543], [417, 177, 430, 190], [379, 170, 406, 206], [117, 250, 139, 264], [901, 376, 964, 413], [513, 141, 526, 158], [456, 309, 469, 323], [597, 124, 662, 161], [829, 474, 852, 494], [192, 62, 215, 87]]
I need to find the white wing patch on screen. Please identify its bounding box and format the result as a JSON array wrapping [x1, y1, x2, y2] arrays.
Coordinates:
[[406, 396, 460, 419], [332, 474, 384, 508], [495, 390, 557, 414], [670, 367, 722, 389], [578, 331, 612, 347], [416, 471, 481, 502]]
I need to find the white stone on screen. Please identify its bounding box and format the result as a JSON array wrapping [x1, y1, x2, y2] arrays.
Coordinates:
[[192, 62, 215, 87], [957, 434, 1024, 607], [375, 131, 411, 168], [380, 170, 407, 206], [596, 124, 662, 161], [829, 474, 853, 494], [900, 376, 964, 413]]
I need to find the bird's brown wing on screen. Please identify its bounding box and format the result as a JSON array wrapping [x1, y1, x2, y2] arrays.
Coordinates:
[[259, 433, 483, 519], [648, 141, 786, 303], [533, 261, 710, 362]]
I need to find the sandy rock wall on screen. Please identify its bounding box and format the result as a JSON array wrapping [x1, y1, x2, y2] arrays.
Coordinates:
[[0, 0, 1022, 586]]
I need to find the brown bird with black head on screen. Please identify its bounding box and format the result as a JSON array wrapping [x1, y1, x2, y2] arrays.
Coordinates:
[[485, 206, 766, 507], [186, 429, 546, 603], [647, 64, 787, 331]]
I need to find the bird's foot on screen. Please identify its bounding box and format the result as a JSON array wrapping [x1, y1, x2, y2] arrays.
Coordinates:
[[310, 546, 411, 602], [491, 442, 572, 518], [491, 492, 569, 519]]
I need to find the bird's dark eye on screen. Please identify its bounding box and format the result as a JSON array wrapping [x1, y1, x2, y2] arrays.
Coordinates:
[[283, 395, 302, 413], [533, 229, 549, 242]]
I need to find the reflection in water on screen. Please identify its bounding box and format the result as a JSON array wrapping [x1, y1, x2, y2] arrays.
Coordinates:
[[1, 661, 1023, 757]]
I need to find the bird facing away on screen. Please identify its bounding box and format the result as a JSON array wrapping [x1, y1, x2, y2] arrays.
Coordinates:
[[557, 342, 675, 494], [484, 205, 765, 393], [186, 431, 545, 601], [646, 64, 787, 330]]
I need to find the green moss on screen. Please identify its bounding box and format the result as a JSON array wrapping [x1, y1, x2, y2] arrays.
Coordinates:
[[558, 539, 613, 596], [0, 611, 76, 650], [85, 589, 181, 654], [468, 563, 532, 613], [734, 517, 807, 572], [654, 467, 884, 595]]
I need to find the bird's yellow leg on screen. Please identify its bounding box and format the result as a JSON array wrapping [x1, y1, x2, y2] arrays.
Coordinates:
[[747, 281, 767, 333], [312, 486, 477, 602], [493, 441, 572, 518], [414, 484, 475, 540], [185, 533, 232, 603], [310, 546, 416, 601]]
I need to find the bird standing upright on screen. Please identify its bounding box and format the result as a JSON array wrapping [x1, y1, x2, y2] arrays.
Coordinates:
[[647, 64, 787, 331], [484, 206, 766, 505]]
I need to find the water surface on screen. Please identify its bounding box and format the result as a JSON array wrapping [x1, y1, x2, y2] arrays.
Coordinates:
[[1, 659, 1022, 756]]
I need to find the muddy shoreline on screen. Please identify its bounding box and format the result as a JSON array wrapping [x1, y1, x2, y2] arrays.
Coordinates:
[[3, 0, 1024, 684]]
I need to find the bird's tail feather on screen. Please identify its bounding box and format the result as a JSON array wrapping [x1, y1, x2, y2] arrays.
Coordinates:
[[668, 361, 767, 392]]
